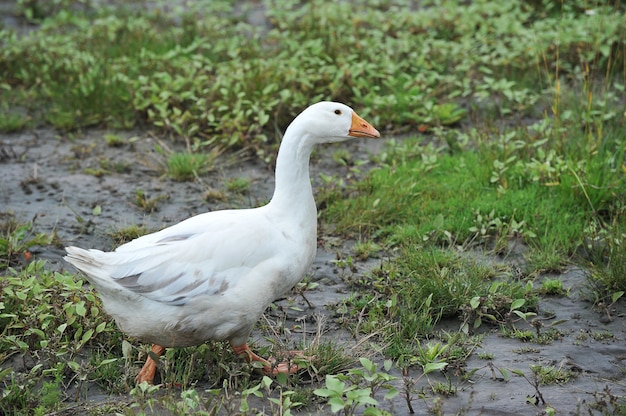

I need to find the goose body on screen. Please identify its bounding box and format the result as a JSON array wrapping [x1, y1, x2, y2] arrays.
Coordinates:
[[64, 101, 380, 383]]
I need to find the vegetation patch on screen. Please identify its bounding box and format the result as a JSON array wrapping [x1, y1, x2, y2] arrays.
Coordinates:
[[0, 0, 625, 414]]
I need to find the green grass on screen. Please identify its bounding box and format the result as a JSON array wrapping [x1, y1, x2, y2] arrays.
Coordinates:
[[325, 144, 608, 263], [322, 99, 624, 358], [226, 177, 251, 194], [108, 224, 150, 245], [167, 152, 211, 181], [530, 364, 579, 385], [0, 112, 29, 133], [341, 247, 538, 360]]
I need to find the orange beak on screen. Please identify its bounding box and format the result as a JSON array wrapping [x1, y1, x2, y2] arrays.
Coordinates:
[[349, 111, 380, 138]]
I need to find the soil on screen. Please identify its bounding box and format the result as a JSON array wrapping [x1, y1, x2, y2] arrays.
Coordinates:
[[1, 127, 626, 415]]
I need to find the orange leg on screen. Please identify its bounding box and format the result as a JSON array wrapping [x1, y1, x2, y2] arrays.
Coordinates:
[[135, 344, 166, 384], [231, 343, 305, 375]]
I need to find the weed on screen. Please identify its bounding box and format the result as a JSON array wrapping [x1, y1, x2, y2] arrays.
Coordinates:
[[585, 217, 626, 311], [332, 149, 353, 166], [430, 381, 457, 396], [167, 152, 211, 181], [513, 346, 540, 354], [0, 216, 54, 269], [341, 249, 537, 359], [590, 330, 615, 342], [461, 287, 537, 334], [539, 278, 568, 296], [98, 157, 131, 174], [134, 189, 169, 213], [502, 326, 563, 345], [226, 177, 250, 194], [103, 133, 125, 147], [203, 188, 228, 202], [530, 364, 579, 385], [353, 241, 382, 261], [88, 350, 126, 394], [534, 328, 564, 345], [586, 385, 626, 415], [502, 328, 535, 342], [0, 112, 28, 132], [83, 167, 107, 177], [108, 224, 149, 245], [313, 358, 398, 416], [306, 341, 357, 378], [404, 340, 449, 374], [0, 261, 119, 414]]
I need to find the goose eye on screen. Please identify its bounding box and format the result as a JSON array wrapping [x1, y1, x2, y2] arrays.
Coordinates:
[[334, 109, 342, 115]]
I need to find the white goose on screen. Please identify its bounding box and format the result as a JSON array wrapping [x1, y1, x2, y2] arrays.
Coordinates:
[[64, 101, 380, 384]]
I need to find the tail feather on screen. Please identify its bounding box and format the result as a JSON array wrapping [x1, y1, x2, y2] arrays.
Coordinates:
[[64, 246, 112, 283], [65, 246, 102, 267]]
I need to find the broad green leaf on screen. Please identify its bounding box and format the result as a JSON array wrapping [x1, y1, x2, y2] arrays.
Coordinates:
[[328, 397, 346, 413], [423, 361, 447, 374], [325, 375, 345, 394], [510, 298, 525, 310], [80, 328, 94, 345], [95, 321, 107, 333], [75, 301, 87, 317], [384, 387, 400, 400], [498, 367, 510, 381]]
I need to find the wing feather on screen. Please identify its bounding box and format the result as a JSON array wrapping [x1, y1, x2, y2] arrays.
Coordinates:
[[66, 208, 280, 306]]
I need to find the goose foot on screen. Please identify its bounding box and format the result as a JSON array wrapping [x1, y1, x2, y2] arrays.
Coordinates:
[[135, 344, 165, 384], [231, 343, 309, 375]]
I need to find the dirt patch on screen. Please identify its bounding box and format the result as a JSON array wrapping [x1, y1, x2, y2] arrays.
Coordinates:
[[1, 128, 625, 415]]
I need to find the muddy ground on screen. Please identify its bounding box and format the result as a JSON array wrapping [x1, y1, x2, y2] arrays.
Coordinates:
[[1, 128, 626, 415]]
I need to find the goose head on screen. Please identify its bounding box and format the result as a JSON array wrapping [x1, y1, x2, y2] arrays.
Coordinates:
[[289, 101, 380, 144]]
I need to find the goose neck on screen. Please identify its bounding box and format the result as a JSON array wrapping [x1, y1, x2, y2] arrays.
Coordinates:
[[269, 129, 316, 209]]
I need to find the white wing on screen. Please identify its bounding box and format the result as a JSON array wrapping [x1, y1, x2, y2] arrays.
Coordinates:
[[66, 208, 283, 306]]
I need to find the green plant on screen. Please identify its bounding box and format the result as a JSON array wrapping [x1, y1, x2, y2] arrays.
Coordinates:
[[103, 133, 126, 147], [461, 288, 536, 334], [129, 381, 161, 414], [238, 375, 304, 415], [226, 177, 250, 194], [167, 152, 211, 181], [530, 364, 579, 385], [0, 261, 119, 414], [585, 217, 626, 312], [0, 112, 28, 132], [502, 328, 534, 342], [430, 381, 457, 396], [332, 149, 353, 166], [340, 249, 537, 359], [314, 358, 398, 416], [305, 341, 358, 377], [590, 330, 614, 342], [353, 241, 382, 261], [134, 189, 169, 213], [0, 217, 54, 269], [108, 224, 149, 245], [403, 340, 449, 374], [539, 278, 568, 296]]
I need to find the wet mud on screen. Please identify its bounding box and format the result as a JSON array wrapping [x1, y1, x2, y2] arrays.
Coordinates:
[[1, 129, 625, 415]]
